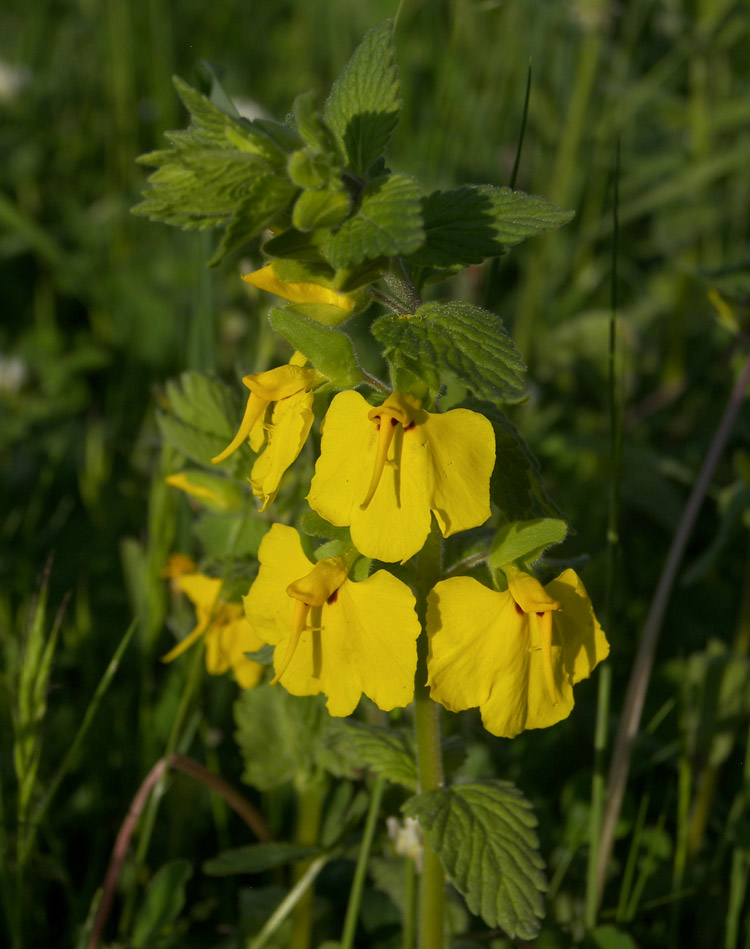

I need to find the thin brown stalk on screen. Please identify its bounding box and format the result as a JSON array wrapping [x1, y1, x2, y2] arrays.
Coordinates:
[[596, 350, 750, 904], [87, 755, 272, 949]]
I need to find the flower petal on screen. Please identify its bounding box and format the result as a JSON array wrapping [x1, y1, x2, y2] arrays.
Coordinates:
[[243, 523, 419, 715], [427, 577, 532, 737], [423, 408, 495, 537], [250, 389, 314, 510], [546, 569, 609, 685], [269, 570, 419, 716], [243, 524, 314, 647], [308, 390, 432, 562], [243, 262, 355, 311]]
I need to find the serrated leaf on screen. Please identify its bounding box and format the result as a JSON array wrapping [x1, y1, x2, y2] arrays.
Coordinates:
[[324, 21, 401, 174], [293, 186, 351, 231], [326, 720, 417, 789], [404, 781, 547, 939], [407, 185, 574, 267], [490, 518, 568, 571], [158, 372, 253, 476], [172, 77, 285, 164], [235, 685, 338, 789], [133, 78, 293, 236], [269, 307, 363, 388], [372, 301, 526, 403], [208, 173, 297, 266], [203, 843, 319, 876], [133, 149, 289, 231], [324, 174, 423, 268]]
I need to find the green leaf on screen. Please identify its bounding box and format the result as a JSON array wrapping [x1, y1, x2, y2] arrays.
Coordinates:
[[299, 511, 352, 543], [235, 685, 333, 790], [372, 301, 526, 403], [131, 859, 193, 948], [157, 372, 253, 477], [407, 185, 574, 267], [208, 173, 297, 266], [324, 21, 401, 174], [171, 76, 286, 164], [204, 843, 319, 876], [263, 226, 327, 262], [133, 77, 294, 238], [133, 148, 288, 231], [581, 925, 639, 949], [404, 781, 547, 939], [193, 512, 268, 561], [324, 174, 424, 268], [292, 90, 342, 162], [326, 720, 417, 789], [269, 307, 363, 388], [490, 518, 568, 571], [292, 186, 351, 231]]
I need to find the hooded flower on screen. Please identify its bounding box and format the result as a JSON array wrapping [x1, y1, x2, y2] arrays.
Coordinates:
[[162, 573, 265, 689], [212, 354, 323, 510], [426, 566, 609, 738], [243, 523, 420, 716], [307, 390, 495, 563]]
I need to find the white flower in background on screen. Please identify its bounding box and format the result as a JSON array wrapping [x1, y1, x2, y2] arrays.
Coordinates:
[[0, 60, 31, 103], [0, 355, 29, 393]]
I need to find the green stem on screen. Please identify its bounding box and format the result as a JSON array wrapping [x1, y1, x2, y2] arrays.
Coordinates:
[[413, 524, 445, 949], [403, 855, 417, 949], [414, 686, 444, 949], [585, 139, 621, 926], [341, 775, 386, 949], [247, 856, 328, 949], [290, 777, 327, 949]]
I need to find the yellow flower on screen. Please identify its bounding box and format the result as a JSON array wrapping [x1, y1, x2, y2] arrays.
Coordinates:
[[242, 261, 357, 312], [212, 355, 322, 510], [162, 573, 265, 689], [243, 524, 421, 716], [307, 390, 495, 562], [426, 566, 609, 738]]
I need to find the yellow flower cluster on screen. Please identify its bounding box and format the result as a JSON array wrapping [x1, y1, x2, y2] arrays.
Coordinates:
[[162, 265, 609, 738]]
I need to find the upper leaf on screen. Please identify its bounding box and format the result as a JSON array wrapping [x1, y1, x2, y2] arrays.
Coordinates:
[[133, 78, 296, 245], [324, 21, 401, 174], [404, 781, 547, 939], [269, 306, 364, 388], [324, 174, 424, 269], [407, 185, 575, 268], [372, 301, 526, 404], [490, 517, 568, 571]]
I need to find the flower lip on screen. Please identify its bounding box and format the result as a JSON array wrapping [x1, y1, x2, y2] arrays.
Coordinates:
[[504, 563, 561, 614], [285, 557, 349, 607]]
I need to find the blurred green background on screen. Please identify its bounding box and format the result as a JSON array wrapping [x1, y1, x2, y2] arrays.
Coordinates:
[[2, 0, 750, 946]]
